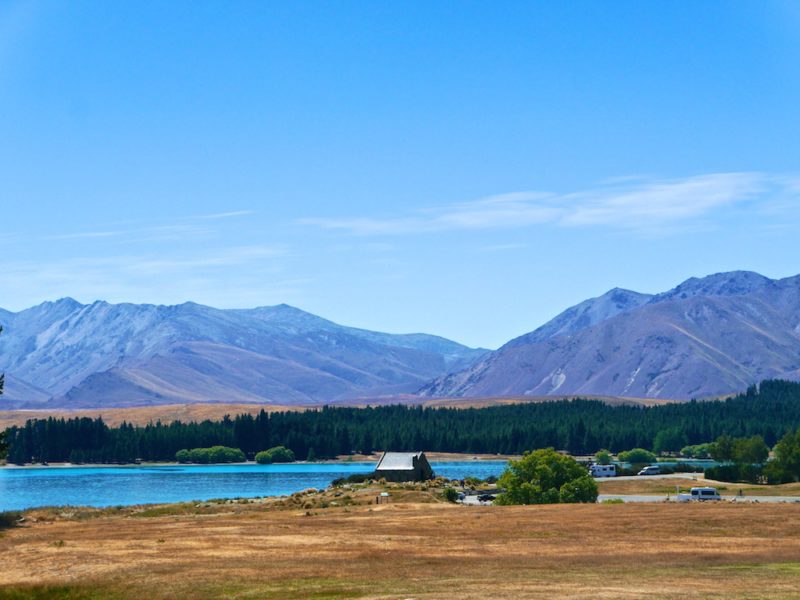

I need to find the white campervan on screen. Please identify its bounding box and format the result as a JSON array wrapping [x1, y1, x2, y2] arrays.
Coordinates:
[[589, 464, 616, 478], [637, 465, 660, 476], [677, 487, 722, 502]]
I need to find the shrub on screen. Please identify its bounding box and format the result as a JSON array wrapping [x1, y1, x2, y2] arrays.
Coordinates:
[[594, 449, 613, 465], [255, 446, 296, 464], [494, 448, 598, 505], [733, 436, 769, 465], [666, 463, 700, 474], [559, 475, 599, 503], [705, 464, 762, 484], [709, 435, 735, 461], [208, 446, 245, 463], [703, 434, 770, 483], [618, 448, 657, 464], [442, 487, 459, 503], [331, 473, 370, 486], [680, 443, 712, 459], [175, 446, 245, 464], [0, 511, 22, 530], [773, 429, 800, 481]]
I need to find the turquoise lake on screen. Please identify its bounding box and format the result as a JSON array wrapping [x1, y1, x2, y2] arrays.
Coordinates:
[[0, 461, 508, 511]]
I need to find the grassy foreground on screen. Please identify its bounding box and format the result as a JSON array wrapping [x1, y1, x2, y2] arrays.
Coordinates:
[[1, 484, 800, 599]]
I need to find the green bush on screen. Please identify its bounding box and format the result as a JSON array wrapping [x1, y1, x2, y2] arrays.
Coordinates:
[[331, 473, 370, 486], [559, 475, 599, 503], [618, 448, 657, 464], [494, 448, 598, 505], [703, 434, 770, 483], [175, 446, 245, 464], [680, 443, 712, 459], [664, 463, 699, 474], [255, 446, 296, 464], [705, 464, 762, 484], [594, 449, 613, 465], [710, 434, 769, 464], [442, 487, 459, 503], [0, 511, 22, 530], [760, 429, 800, 483], [733, 436, 769, 465]]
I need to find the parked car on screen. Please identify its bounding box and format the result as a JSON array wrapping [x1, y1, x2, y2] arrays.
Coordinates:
[[677, 487, 722, 502], [637, 465, 660, 476], [589, 464, 617, 478]]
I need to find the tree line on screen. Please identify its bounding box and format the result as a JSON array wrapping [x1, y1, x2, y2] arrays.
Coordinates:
[[4, 379, 800, 465]]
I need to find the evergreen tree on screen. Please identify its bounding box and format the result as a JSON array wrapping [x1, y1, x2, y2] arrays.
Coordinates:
[[4, 379, 800, 464]]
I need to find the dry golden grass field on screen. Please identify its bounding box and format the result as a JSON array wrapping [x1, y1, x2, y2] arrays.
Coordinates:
[[2, 484, 800, 600], [0, 403, 303, 429], [0, 394, 677, 429]]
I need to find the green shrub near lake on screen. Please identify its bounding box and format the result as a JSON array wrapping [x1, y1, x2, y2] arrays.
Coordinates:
[[594, 449, 613, 465], [331, 473, 370, 486], [175, 446, 245, 464], [0, 511, 22, 530], [764, 428, 800, 483], [442, 487, 459, 503], [617, 448, 657, 464], [680, 442, 712, 459], [494, 448, 598, 505], [255, 446, 296, 464]]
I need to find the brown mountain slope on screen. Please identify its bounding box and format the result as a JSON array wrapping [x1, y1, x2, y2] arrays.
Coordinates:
[[421, 271, 800, 399]]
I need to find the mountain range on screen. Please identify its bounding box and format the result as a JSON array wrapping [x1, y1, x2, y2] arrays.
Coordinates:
[[420, 271, 800, 400], [0, 300, 485, 409], [2, 270, 799, 409]]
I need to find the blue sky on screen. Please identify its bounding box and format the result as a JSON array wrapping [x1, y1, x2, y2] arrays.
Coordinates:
[[1, 1, 799, 348]]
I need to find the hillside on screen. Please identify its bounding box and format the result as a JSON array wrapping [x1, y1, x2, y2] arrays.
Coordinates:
[[421, 271, 800, 399], [0, 300, 485, 409]]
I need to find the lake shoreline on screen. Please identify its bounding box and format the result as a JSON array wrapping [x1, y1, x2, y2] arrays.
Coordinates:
[[0, 452, 517, 469], [0, 459, 509, 512]]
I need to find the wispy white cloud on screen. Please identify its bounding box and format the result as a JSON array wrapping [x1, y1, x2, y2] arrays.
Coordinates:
[[190, 210, 256, 220], [125, 245, 286, 275], [558, 172, 767, 227], [301, 192, 558, 235], [42, 209, 255, 243], [46, 230, 127, 241], [478, 242, 529, 252], [300, 172, 800, 236]]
